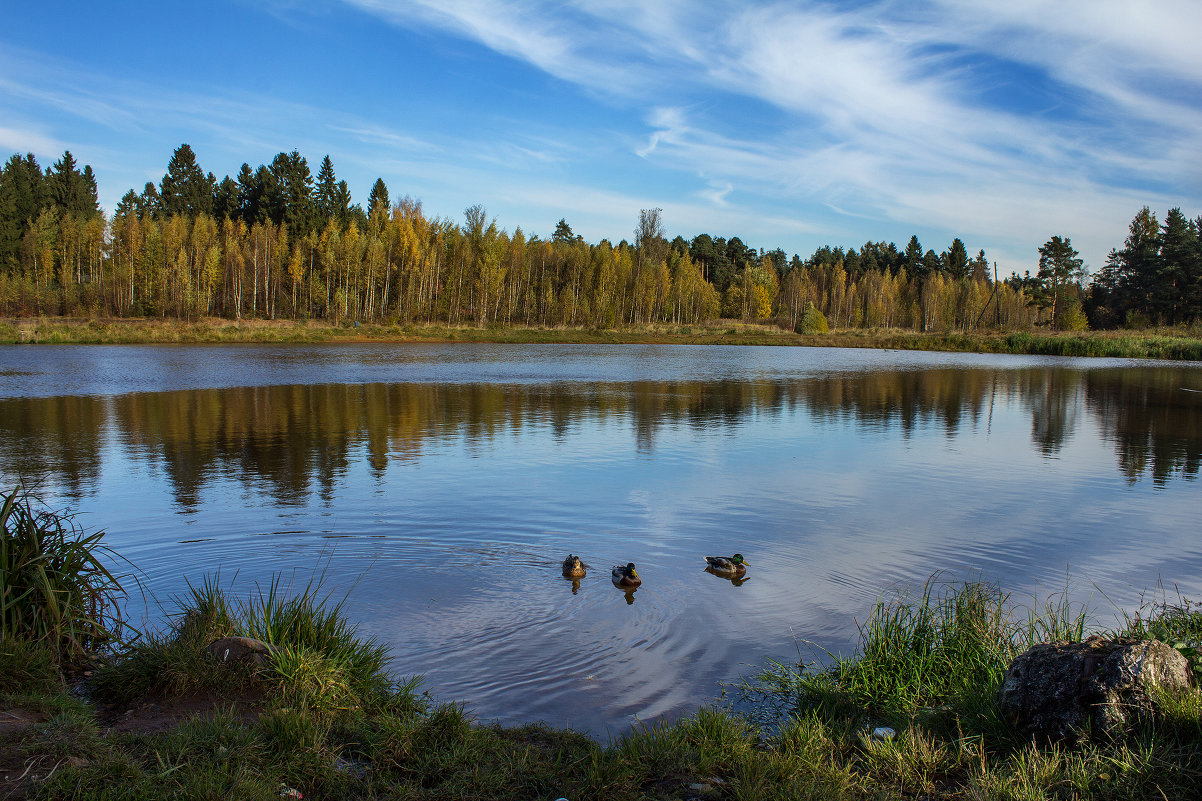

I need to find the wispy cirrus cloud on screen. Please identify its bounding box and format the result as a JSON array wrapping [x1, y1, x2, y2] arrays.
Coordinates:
[[0, 125, 68, 159]]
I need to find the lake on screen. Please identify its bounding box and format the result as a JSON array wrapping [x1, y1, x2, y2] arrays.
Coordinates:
[[1, 343, 1200, 735]]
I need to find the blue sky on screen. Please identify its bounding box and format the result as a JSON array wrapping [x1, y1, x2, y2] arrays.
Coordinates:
[[3, 0, 1200, 274]]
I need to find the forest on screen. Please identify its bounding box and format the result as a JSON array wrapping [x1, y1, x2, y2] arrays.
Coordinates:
[[1, 145, 1199, 333]]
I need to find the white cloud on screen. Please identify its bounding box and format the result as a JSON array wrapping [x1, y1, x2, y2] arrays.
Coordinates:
[[0, 125, 67, 159], [328, 125, 443, 154]]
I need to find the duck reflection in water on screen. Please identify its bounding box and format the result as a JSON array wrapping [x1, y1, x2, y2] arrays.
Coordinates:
[[704, 566, 750, 586]]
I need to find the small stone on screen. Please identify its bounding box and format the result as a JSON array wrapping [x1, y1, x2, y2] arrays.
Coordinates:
[[870, 726, 896, 740], [207, 636, 273, 667]]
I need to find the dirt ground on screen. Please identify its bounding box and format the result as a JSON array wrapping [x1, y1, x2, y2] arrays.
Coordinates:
[[0, 694, 262, 800]]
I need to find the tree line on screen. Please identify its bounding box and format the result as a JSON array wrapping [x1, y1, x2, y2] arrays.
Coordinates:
[[1, 144, 1198, 332]]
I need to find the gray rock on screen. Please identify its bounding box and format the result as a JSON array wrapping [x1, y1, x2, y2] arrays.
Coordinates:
[[997, 636, 1194, 742], [206, 636, 273, 667]]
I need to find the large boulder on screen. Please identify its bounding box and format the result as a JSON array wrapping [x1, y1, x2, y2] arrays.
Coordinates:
[[997, 636, 1194, 742]]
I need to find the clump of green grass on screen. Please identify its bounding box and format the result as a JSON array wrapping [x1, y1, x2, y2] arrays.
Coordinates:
[[91, 571, 393, 713], [0, 487, 125, 666], [0, 637, 64, 695], [237, 575, 392, 709], [743, 576, 1092, 735]]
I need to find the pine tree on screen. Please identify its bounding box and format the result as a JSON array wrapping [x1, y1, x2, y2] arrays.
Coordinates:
[[159, 144, 213, 217], [315, 155, 339, 227], [946, 238, 968, 280], [269, 151, 315, 235], [922, 249, 942, 277], [236, 163, 260, 223], [333, 181, 352, 225], [1156, 208, 1196, 324], [1035, 235, 1084, 328], [47, 151, 98, 215], [212, 176, 240, 221], [0, 154, 48, 268], [368, 178, 389, 217], [904, 235, 924, 277], [139, 182, 163, 219], [552, 218, 577, 244], [1120, 207, 1161, 323], [970, 249, 989, 282]]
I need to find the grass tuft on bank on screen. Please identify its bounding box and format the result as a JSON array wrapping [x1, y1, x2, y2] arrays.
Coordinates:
[[0, 487, 125, 670], [90, 573, 394, 713]]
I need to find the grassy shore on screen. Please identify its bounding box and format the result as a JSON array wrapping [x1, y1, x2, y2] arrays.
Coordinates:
[[3, 490, 1201, 799], [3, 316, 1202, 359], [2, 576, 1200, 800]]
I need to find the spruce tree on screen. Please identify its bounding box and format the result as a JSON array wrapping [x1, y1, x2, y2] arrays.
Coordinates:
[[0, 154, 48, 268], [315, 155, 339, 227], [159, 144, 213, 217], [47, 151, 98, 215], [904, 235, 924, 276], [368, 178, 389, 217], [1157, 208, 1196, 324], [946, 238, 968, 280], [212, 176, 240, 220]]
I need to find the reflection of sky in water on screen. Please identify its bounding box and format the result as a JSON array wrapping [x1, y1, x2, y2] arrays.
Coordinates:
[[0, 344, 1199, 736]]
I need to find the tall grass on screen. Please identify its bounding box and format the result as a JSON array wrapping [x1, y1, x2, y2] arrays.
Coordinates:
[[743, 576, 1091, 730], [92, 571, 393, 711], [236, 574, 393, 709], [0, 487, 124, 663]]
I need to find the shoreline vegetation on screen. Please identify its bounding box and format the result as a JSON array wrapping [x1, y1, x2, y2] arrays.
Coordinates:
[[4, 316, 1202, 360], [2, 491, 1201, 799], [3, 145, 1201, 352]]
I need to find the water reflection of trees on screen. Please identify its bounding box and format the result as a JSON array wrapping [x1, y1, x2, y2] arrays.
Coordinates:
[[1, 366, 1198, 502], [1019, 369, 1084, 456], [0, 395, 105, 498], [1086, 369, 1202, 486]]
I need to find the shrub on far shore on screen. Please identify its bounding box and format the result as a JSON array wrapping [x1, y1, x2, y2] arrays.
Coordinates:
[[796, 303, 830, 334]]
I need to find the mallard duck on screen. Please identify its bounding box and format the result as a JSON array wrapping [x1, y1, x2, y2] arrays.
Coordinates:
[[562, 554, 586, 578], [611, 563, 642, 588], [705, 553, 750, 575]]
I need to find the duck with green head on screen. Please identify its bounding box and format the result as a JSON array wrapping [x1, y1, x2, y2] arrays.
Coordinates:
[[611, 562, 642, 588], [705, 553, 750, 575]]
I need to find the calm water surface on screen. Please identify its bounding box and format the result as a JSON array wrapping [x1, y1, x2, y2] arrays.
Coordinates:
[[1, 344, 1200, 735]]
